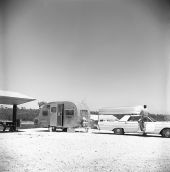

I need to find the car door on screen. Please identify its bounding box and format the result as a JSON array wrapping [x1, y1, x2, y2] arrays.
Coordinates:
[[144, 117, 155, 133], [124, 116, 140, 133]]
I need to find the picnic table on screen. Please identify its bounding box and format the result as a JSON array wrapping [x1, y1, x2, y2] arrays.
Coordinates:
[[0, 120, 21, 132]]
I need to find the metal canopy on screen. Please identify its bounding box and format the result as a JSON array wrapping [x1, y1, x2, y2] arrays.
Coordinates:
[[0, 90, 36, 105], [99, 106, 143, 115]]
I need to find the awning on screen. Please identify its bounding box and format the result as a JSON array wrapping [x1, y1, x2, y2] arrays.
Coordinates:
[[99, 106, 143, 115], [0, 90, 36, 105]]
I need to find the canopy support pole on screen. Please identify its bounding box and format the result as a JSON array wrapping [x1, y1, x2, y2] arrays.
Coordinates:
[[12, 104, 17, 131]]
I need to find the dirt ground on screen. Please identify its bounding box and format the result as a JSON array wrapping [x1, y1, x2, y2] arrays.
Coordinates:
[[0, 128, 170, 172]]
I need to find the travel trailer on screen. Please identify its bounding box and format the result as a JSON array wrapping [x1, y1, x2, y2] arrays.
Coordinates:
[[38, 101, 90, 132]]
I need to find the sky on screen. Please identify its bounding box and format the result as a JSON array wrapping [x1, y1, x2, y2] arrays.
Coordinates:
[[0, 0, 170, 113], [0, 1, 4, 90]]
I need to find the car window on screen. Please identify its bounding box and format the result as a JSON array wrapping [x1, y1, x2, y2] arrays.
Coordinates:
[[128, 116, 141, 121], [148, 116, 157, 122], [119, 115, 130, 121], [143, 117, 152, 122]]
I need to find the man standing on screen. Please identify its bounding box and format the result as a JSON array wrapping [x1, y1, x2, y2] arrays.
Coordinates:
[[138, 105, 149, 135]]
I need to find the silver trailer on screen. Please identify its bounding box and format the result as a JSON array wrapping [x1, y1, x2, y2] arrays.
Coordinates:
[[38, 101, 90, 132]]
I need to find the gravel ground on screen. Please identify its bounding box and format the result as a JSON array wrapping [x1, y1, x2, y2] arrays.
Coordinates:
[[0, 128, 170, 172]]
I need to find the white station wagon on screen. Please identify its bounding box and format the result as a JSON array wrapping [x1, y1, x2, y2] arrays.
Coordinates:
[[98, 115, 170, 138]]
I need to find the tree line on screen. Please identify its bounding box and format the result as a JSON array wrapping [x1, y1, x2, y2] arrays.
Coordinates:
[[0, 106, 170, 122], [0, 107, 39, 121]]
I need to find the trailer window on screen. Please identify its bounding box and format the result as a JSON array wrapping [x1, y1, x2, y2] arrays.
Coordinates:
[[65, 110, 74, 116], [51, 107, 57, 113], [42, 111, 48, 116], [47, 105, 50, 109]]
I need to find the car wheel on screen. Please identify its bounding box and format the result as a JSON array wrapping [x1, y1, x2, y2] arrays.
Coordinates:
[[163, 129, 170, 138], [63, 128, 67, 132], [114, 128, 124, 135]]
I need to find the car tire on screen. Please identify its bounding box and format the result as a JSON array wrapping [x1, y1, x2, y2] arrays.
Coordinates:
[[162, 129, 170, 138], [114, 128, 124, 135], [63, 128, 67, 132]]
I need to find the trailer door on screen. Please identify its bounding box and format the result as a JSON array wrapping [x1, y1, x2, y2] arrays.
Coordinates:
[[50, 106, 57, 127], [57, 104, 64, 126]]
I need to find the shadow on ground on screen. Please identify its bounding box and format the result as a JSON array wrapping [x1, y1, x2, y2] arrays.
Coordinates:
[[92, 131, 163, 138]]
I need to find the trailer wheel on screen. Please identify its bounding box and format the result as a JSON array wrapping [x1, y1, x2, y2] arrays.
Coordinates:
[[52, 127, 56, 132], [63, 128, 67, 132], [114, 128, 124, 135]]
